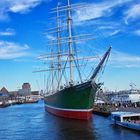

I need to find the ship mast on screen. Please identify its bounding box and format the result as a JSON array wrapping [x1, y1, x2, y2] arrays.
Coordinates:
[[56, 4, 61, 90], [67, 0, 74, 84], [34, 1, 111, 92], [51, 46, 54, 92]]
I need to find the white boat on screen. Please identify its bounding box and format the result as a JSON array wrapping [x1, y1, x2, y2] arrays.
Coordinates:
[[110, 112, 140, 131]]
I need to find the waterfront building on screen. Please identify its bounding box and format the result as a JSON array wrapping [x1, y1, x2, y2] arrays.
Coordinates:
[[18, 83, 31, 96], [0, 87, 9, 94], [22, 83, 31, 89], [0, 87, 9, 101]]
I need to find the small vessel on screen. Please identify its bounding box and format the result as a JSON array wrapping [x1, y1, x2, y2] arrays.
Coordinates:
[[35, 0, 111, 120], [111, 112, 140, 131]]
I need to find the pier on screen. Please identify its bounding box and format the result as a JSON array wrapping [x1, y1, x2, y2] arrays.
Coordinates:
[[93, 102, 140, 117]]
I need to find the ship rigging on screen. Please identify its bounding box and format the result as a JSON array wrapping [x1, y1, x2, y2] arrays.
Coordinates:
[[34, 0, 111, 120]]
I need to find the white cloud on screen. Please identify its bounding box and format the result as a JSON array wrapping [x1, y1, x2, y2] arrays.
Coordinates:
[[0, 40, 30, 59], [72, 0, 133, 37], [73, 2, 111, 22], [108, 30, 121, 36], [45, 34, 56, 40], [110, 50, 140, 68], [134, 29, 140, 36], [9, 0, 42, 13], [0, 1, 9, 21], [97, 25, 121, 37], [0, 28, 15, 36], [98, 25, 115, 30], [124, 3, 140, 24], [0, 0, 47, 21], [0, 11, 8, 21], [73, 0, 132, 22]]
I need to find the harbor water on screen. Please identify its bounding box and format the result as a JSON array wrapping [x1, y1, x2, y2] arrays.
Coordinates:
[[0, 101, 139, 140]]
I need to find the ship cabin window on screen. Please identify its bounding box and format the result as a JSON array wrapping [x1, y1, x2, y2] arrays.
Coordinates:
[[123, 117, 130, 122], [123, 116, 140, 123]]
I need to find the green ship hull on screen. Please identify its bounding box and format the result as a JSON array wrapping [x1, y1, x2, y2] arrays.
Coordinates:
[[44, 81, 100, 120]]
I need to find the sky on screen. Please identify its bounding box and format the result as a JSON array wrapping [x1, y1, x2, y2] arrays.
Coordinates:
[[0, 0, 140, 91]]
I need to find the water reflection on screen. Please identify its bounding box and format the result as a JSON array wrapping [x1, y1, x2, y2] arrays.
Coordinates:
[[47, 114, 98, 140]]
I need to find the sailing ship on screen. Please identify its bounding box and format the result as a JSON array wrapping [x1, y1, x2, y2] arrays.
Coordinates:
[[35, 0, 111, 120]]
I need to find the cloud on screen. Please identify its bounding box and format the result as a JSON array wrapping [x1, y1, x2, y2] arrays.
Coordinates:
[[73, 0, 132, 22], [73, 2, 112, 22], [45, 34, 56, 40], [98, 25, 121, 37], [0, 1, 9, 21], [9, 0, 42, 13], [110, 50, 140, 68], [0, 11, 8, 21], [124, 3, 140, 24], [0, 40, 30, 59], [72, 0, 133, 37], [134, 29, 140, 36], [107, 29, 121, 37], [0, 28, 15, 36], [0, 0, 47, 21]]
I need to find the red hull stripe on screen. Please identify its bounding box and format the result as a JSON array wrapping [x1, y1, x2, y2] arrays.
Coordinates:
[[45, 104, 93, 120]]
